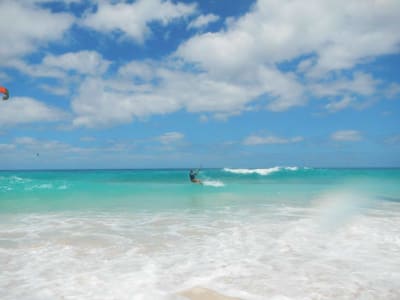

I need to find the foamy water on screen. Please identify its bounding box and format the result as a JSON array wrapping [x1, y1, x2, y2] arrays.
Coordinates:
[[202, 180, 225, 187], [223, 167, 299, 176], [1, 196, 400, 299]]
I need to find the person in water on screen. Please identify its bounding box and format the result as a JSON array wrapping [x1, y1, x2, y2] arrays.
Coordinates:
[[189, 169, 202, 184]]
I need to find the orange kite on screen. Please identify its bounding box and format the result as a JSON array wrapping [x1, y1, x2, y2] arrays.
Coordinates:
[[0, 86, 9, 100]]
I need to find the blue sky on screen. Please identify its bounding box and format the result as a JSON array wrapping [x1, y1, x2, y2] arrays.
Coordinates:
[[0, 0, 399, 169]]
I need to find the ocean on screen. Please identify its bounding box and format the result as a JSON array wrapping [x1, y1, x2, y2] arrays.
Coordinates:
[[1, 167, 400, 300]]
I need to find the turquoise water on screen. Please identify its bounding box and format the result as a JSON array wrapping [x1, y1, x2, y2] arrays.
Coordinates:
[[1, 168, 400, 299], [1, 167, 399, 212]]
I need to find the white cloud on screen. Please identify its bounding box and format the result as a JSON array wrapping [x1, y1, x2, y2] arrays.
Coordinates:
[[118, 60, 157, 81], [176, 0, 400, 111], [0, 1, 74, 61], [71, 76, 181, 127], [188, 13, 220, 29], [156, 132, 184, 144], [244, 134, 304, 145], [71, 60, 268, 127], [178, 0, 400, 74], [82, 0, 197, 43], [331, 130, 362, 142], [6, 51, 111, 97], [258, 67, 305, 111], [0, 97, 66, 126], [5, 59, 66, 78], [158, 68, 257, 113], [325, 96, 355, 113], [311, 72, 379, 98], [42, 51, 111, 75], [8, 51, 110, 78]]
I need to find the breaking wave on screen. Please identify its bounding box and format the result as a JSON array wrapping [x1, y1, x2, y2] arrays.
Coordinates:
[[223, 166, 302, 176]]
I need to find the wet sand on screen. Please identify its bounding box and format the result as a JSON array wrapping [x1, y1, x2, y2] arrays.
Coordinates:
[[180, 286, 241, 300]]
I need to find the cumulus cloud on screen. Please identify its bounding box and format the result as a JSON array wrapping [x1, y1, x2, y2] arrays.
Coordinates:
[[4, 59, 65, 78], [244, 134, 304, 145], [0, 1, 74, 61], [177, 0, 400, 74], [9, 51, 110, 78], [71, 76, 181, 127], [6, 51, 111, 97], [82, 0, 197, 43], [0, 97, 66, 127], [42, 51, 111, 75], [118, 60, 157, 81], [175, 0, 400, 112], [331, 130, 362, 142], [188, 13, 220, 29], [71, 59, 268, 127]]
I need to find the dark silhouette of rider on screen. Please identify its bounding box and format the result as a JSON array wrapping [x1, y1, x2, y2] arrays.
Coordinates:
[[189, 169, 201, 184]]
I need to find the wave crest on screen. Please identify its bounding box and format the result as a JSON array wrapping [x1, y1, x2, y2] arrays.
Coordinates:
[[223, 167, 300, 176]]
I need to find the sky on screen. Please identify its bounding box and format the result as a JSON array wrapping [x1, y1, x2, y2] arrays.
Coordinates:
[[0, 0, 399, 169]]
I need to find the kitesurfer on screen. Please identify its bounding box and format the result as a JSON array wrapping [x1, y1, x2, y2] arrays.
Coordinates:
[[189, 169, 202, 184]]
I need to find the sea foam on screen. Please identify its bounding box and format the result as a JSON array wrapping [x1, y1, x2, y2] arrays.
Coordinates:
[[223, 166, 299, 175], [202, 180, 225, 187], [1, 199, 399, 300]]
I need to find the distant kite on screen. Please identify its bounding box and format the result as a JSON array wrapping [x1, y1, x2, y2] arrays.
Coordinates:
[[0, 86, 9, 100]]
